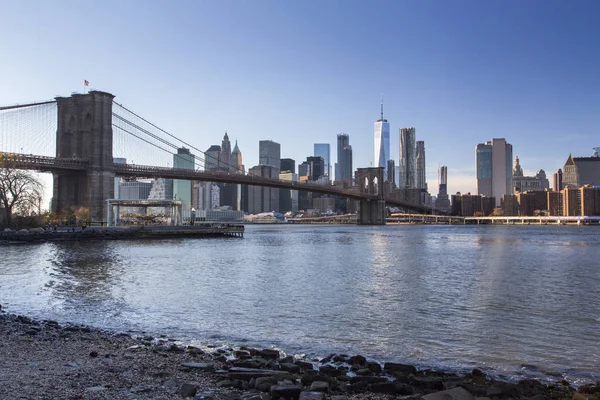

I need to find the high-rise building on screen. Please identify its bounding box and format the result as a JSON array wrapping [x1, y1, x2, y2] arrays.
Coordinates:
[[562, 152, 600, 188], [205, 145, 221, 171], [219, 132, 232, 171], [553, 168, 563, 191], [374, 99, 390, 177], [387, 159, 395, 185], [259, 140, 281, 169], [512, 155, 549, 193], [280, 158, 295, 174], [113, 157, 127, 199], [335, 133, 352, 185], [279, 171, 298, 213], [314, 144, 331, 179], [399, 127, 416, 189], [231, 140, 243, 173], [305, 156, 325, 181], [173, 147, 195, 215], [436, 166, 450, 212], [247, 165, 279, 213], [476, 138, 513, 207], [416, 141, 427, 190]]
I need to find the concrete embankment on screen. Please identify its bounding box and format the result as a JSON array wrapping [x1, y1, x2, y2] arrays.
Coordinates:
[[0, 225, 244, 243], [0, 310, 594, 400]]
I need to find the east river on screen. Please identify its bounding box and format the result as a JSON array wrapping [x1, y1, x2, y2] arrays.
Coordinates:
[[1, 224, 599, 385]]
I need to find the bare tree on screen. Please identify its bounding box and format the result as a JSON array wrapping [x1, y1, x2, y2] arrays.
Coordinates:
[[0, 168, 43, 228]]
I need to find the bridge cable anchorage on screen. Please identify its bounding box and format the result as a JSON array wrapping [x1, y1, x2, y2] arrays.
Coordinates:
[[111, 102, 264, 179]]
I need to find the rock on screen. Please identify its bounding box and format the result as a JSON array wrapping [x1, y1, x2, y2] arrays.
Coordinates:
[[348, 355, 366, 365], [179, 383, 198, 397], [319, 365, 343, 377], [369, 382, 398, 395], [85, 386, 108, 392], [169, 344, 185, 353], [89, 351, 98, 358], [271, 385, 302, 400], [472, 368, 486, 377], [255, 377, 277, 392], [309, 381, 329, 392], [347, 381, 368, 393], [384, 362, 417, 375], [578, 383, 600, 395], [410, 375, 445, 391], [259, 349, 280, 360], [181, 362, 214, 372], [396, 383, 416, 395], [422, 387, 475, 400], [280, 363, 301, 373], [64, 362, 79, 368], [299, 392, 325, 400], [356, 368, 371, 376], [349, 376, 388, 384], [129, 386, 152, 393], [227, 367, 290, 380], [331, 396, 348, 400], [295, 360, 314, 370], [573, 394, 600, 400], [216, 380, 234, 388], [486, 386, 503, 397], [367, 361, 382, 373], [233, 350, 251, 359], [280, 355, 294, 363]]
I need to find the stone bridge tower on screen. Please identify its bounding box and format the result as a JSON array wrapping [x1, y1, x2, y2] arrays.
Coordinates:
[[356, 167, 386, 225], [52, 91, 115, 222]]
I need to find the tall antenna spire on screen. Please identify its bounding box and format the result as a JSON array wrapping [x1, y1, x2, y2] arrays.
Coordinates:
[[380, 94, 384, 120]]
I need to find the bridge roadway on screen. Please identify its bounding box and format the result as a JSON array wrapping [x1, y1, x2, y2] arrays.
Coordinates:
[[1, 153, 432, 212]]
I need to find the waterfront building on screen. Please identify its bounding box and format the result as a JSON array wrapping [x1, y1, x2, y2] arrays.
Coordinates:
[[449, 192, 494, 216], [562, 152, 600, 188], [119, 181, 152, 200], [113, 157, 127, 199], [563, 187, 582, 216], [196, 206, 244, 222], [581, 186, 600, 216], [374, 99, 390, 177], [416, 141, 427, 190], [247, 165, 279, 213], [436, 166, 450, 212], [501, 194, 519, 216], [205, 145, 221, 171], [476, 138, 513, 207], [314, 144, 331, 179], [517, 191, 548, 216], [313, 196, 335, 213], [335, 133, 353, 185], [387, 159, 395, 185], [279, 171, 298, 212], [173, 147, 195, 217], [148, 178, 173, 200], [547, 191, 564, 216], [399, 127, 416, 189], [280, 158, 295, 174]]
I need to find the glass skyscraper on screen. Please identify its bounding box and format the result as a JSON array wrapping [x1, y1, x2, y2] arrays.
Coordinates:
[[399, 127, 416, 189], [313, 143, 331, 179], [476, 138, 513, 207], [374, 99, 390, 176]]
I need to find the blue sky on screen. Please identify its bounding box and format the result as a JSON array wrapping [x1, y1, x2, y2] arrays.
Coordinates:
[[1, 0, 599, 198]]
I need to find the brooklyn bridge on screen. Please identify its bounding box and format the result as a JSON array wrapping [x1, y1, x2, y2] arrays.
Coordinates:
[[0, 91, 439, 225]]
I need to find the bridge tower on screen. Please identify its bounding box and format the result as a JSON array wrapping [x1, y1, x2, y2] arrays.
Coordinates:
[[52, 91, 115, 222], [356, 167, 386, 225]]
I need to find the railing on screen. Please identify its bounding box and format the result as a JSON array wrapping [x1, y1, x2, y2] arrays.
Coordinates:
[[0, 153, 88, 170]]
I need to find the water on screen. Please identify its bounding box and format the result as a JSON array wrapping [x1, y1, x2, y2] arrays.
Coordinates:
[[1, 224, 599, 385]]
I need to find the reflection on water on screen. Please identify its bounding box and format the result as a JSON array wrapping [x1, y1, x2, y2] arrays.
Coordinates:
[[1, 225, 600, 384]]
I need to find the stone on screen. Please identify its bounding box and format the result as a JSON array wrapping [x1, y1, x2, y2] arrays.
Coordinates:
[[85, 386, 108, 392], [319, 365, 343, 377], [356, 368, 371, 376], [573, 394, 600, 400], [348, 355, 366, 365], [130, 386, 152, 393], [309, 381, 329, 392], [259, 349, 280, 360], [299, 392, 325, 400], [216, 380, 234, 388], [349, 376, 388, 384], [331, 396, 348, 400], [347, 381, 368, 393], [163, 379, 180, 390], [367, 361, 382, 373], [422, 387, 475, 400], [486, 386, 503, 397], [228, 367, 290, 380], [89, 351, 99, 358], [295, 360, 314, 370], [179, 383, 198, 397], [256, 377, 278, 392], [369, 382, 398, 395], [472, 368, 486, 377], [270, 385, 302, 400], [384, 362, 417, 375], [410, 375, 445, 390], [280, 363, 301, 373], [181, 362, 214, 372]]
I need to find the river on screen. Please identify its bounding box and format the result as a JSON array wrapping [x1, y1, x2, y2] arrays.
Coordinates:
[[1, 224, 599, 385]]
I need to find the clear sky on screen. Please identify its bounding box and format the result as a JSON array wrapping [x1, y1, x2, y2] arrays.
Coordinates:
[[1, 0, 599, 198]]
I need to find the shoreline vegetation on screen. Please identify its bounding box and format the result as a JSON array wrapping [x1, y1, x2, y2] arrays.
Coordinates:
[[1, 310, 598, 400]]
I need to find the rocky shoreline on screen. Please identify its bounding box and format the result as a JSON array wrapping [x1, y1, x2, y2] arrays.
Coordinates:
[[1, 310, 598, 400]]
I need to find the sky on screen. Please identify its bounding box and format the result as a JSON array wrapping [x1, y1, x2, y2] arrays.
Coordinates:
[[1, 0, 599, 200]]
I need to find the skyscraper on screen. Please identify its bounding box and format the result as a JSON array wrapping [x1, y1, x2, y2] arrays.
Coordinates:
[[231, 140, 243, 173], [173, 147, 195, 214], [416, 140, 427, 190], [259, 140, 281, 169], [314, 143, 331, 179], [387, 159, 395, 185], [476, 138, 513, 207], [399, 127, 416, 189], [280, 158, 295, 174], [436, 166, 450, 211], [374, 98, 390, 176], [335, 133, 352, 185], [219, 131, 232, 171]]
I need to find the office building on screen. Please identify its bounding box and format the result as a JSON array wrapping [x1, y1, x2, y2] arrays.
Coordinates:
[[247, 165, 279, 214], [280, 158, 295, 174], [501, 194, 519, 216], [512, 155, 549, 193], [119, 181, 152, 200], [279, 171, 298, 212], [374, 99, 390, 177], [476, 138, 513, 207], [436, 166, 450, 212], [259, 140, 281, 169], [173, 147, 195, 214], [399, 127, 416, 189], [553, 169, 563, 191], [581, 186, 600, 216], [517, 191, 548, 216], [148, 178, 173, 200], [205, 145, 221, 171], [416, 141, 426, 190], [113, 157, 127, 199], [547, 191, 564, 216], [562, 152, 600, 188], [314, 144, 331, 179], [563, 187, 582, 216], [335, 133, 353, 185], [231, 140, 243, 173], [305, 156, 325, 181], [387, 159, 395, 185]]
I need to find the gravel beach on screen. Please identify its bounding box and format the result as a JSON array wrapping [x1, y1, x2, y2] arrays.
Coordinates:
[[1, 309, 597, 400]]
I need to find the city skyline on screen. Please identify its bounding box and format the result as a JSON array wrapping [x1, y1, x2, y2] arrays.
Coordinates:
[[1, 1, 599, 199]]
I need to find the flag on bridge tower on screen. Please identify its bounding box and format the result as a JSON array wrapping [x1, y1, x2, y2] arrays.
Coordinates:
[[84, 80, 89, 86]]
